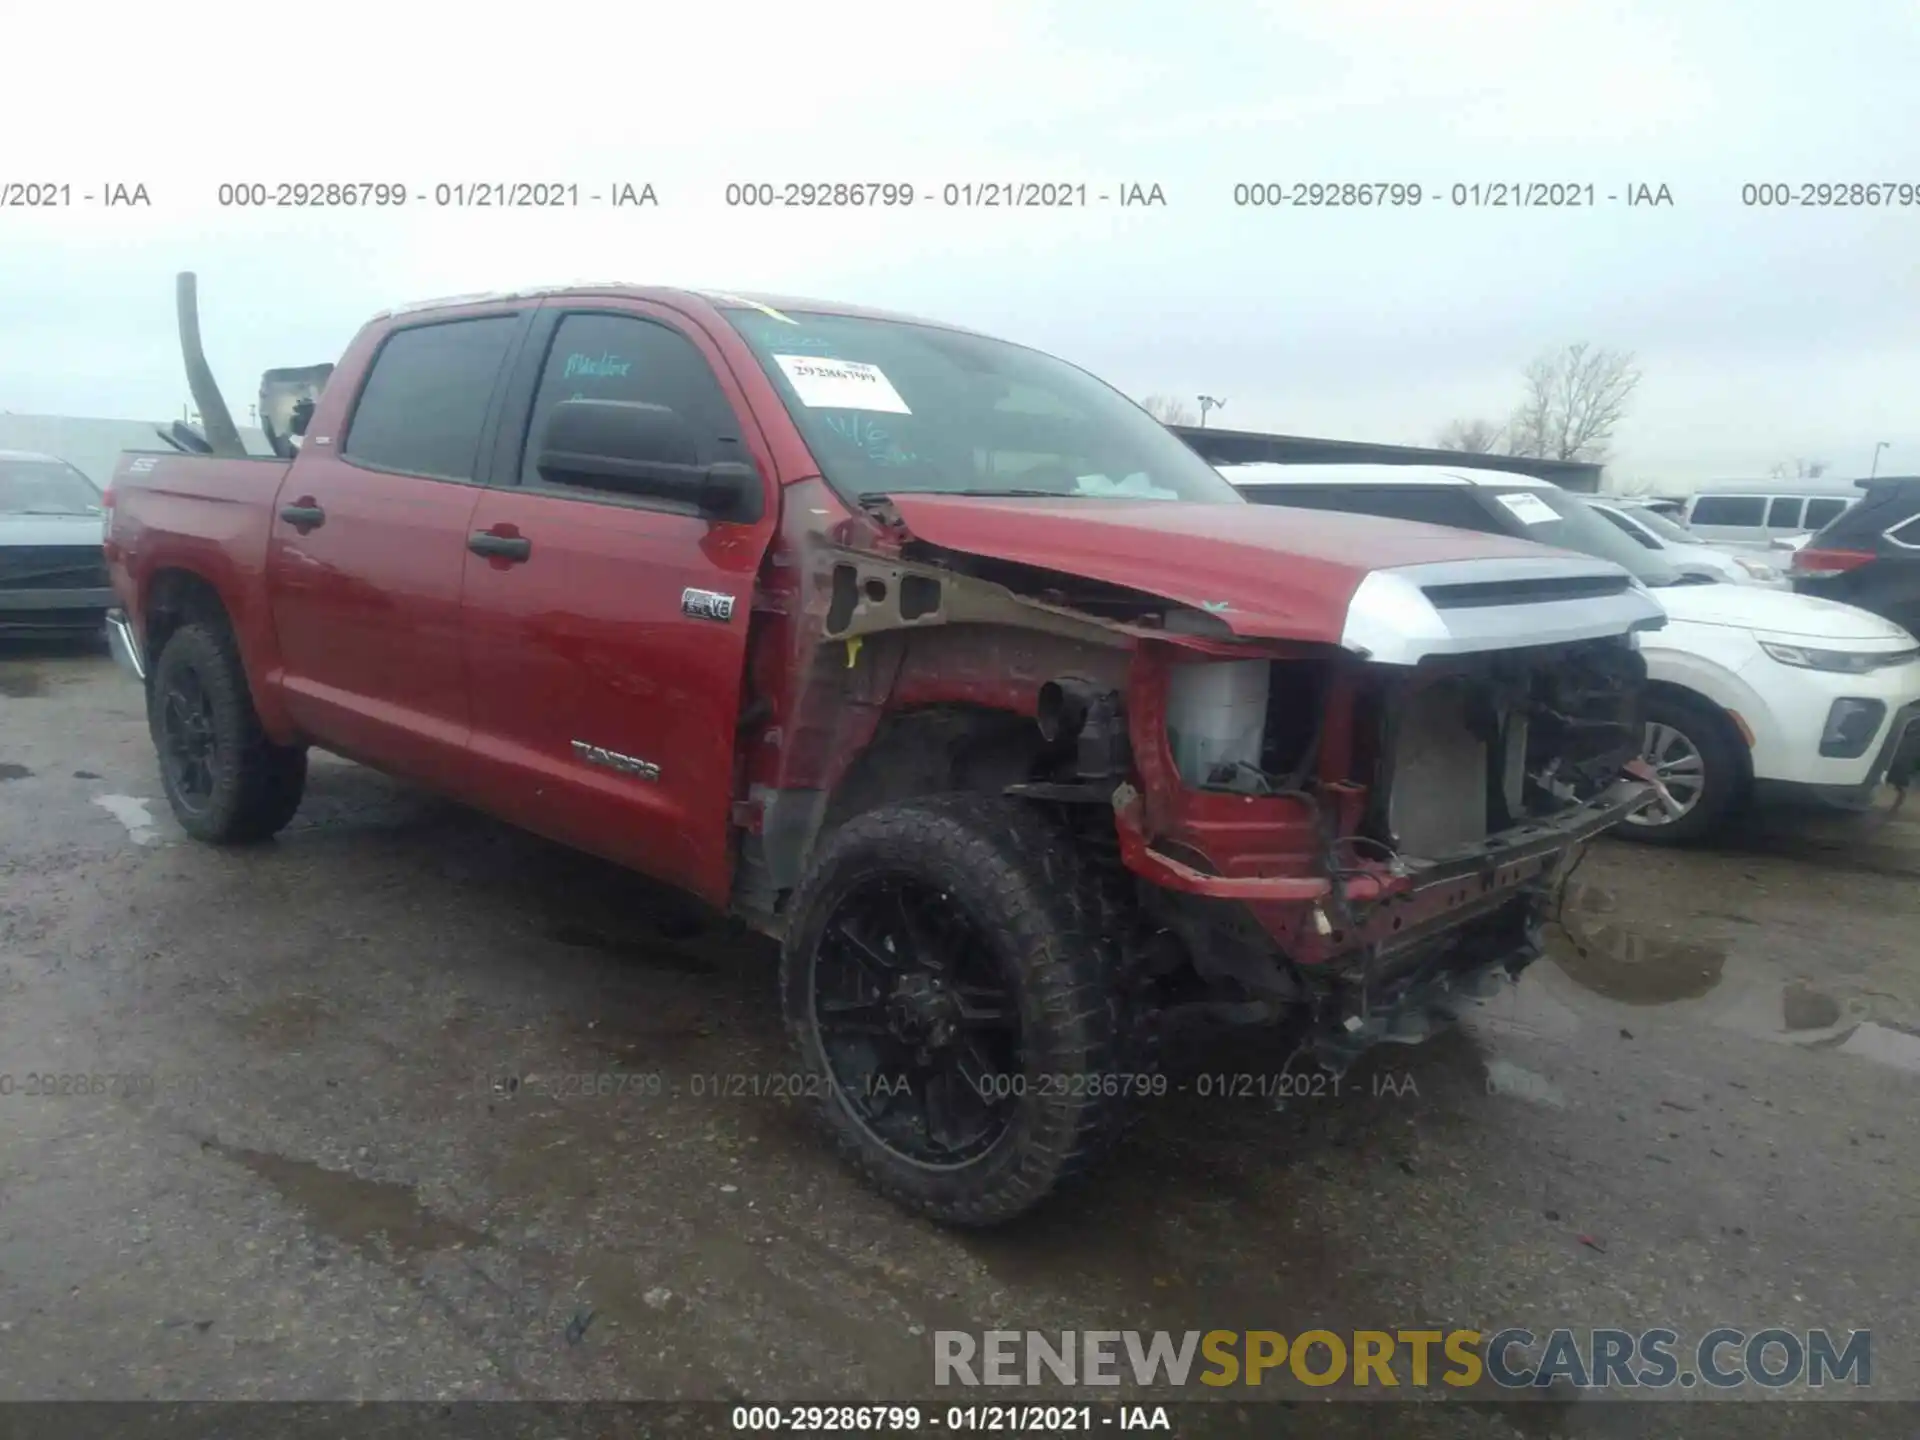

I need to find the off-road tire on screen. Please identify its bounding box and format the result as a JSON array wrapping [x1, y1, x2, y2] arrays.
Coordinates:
[[1613, 692, 1746, 847], [149, 620, 307, 843], [780, 794, 1130, 1226]]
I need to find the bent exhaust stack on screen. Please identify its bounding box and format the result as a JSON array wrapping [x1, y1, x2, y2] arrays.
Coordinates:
[[175, 271, 248, 458]]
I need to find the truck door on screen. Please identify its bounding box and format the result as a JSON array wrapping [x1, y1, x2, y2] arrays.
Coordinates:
[[457, 302, 779, 906], [266, 308, 529, 788]]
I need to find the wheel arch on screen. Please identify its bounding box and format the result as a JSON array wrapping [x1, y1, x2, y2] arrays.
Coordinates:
[[1642, 677, 1757, 795], [141, 566, 301, 744]]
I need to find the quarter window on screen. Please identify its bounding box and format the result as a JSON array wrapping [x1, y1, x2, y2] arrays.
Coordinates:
[[1803, 498, 1848, 530], [343, 317, 520, 482], [1689, 496, 1767, 526]]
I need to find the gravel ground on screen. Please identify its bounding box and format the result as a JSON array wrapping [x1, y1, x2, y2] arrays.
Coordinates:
[[2, 639, 1915, 1438]]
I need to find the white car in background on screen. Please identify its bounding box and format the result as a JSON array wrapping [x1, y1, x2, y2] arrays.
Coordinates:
[[1219, 463, 1920, 844], [1590, 499, 1788, 588]]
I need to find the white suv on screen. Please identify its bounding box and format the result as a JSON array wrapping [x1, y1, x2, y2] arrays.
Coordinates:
[[1219, 463, 1920, 845]]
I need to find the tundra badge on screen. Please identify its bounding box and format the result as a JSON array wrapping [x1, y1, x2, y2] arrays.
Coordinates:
[[681, 587, 736, 622], [570, 740, 661, 781]]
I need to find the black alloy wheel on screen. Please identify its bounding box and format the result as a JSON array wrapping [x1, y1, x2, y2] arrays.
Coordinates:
[[811, 872, 1024, 1167]]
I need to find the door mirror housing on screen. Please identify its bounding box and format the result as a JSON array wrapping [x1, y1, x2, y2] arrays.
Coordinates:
[[534, 399, 762, 521]]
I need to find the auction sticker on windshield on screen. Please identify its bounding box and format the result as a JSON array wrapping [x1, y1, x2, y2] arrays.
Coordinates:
[[1494, 491, 1560, 525], [773, 354, 912, 413]]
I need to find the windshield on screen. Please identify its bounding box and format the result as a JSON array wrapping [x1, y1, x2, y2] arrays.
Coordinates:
[[1488, 487, 1685, 586], [1622, 505, 1698, 544], [721, 307, 1245, 505], [0, 457, 102, 516], [1593, 506, 1663, 550]]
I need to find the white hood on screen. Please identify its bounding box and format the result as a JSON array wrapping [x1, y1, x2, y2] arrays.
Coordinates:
[[1659, 581, 1914, 644]]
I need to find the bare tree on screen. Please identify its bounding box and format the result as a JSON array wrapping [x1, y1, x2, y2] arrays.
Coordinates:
[[1768, 457, 1830, 480], [1505, 343, 1641, 463], [1434, 417, 1507, 454], [1140, 393, 1197, 426]]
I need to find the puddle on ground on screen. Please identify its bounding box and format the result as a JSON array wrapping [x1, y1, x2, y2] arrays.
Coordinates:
[[1548, 881, 1727, 1004], [204, 1141, 489, 1261], [0, 668, 46, 699], [0, 763, 30, 781]]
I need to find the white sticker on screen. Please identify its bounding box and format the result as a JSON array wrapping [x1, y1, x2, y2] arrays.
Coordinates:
[[772, 354, 912, 414], [1494, 490, 1560, 525]]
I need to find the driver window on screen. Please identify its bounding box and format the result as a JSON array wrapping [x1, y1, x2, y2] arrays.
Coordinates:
[[520, 313, 745, 488]]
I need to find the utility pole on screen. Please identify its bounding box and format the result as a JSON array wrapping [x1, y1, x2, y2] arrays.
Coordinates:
[[1870, 441, 1890, 480], [1197, 395, 1226, 428]]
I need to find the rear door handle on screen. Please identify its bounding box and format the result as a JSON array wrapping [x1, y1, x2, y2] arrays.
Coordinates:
[[468, 531, 532, 562], [279, 501, 325, 530]]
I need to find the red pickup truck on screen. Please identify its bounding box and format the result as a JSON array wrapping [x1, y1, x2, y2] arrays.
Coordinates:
[[104, 278, 1663, 1224]]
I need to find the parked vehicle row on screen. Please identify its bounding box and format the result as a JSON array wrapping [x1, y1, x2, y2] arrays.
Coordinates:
[[1589, 499, 1786, 588], [1219, 464, 1920, 843], [1682, 478, 1861, 552]]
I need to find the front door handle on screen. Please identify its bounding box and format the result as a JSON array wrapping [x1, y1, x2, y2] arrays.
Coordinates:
[[468, 530, 532, 562], [279, 500, 325, 531]]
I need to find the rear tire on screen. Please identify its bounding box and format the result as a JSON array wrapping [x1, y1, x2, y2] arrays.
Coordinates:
[[780, 794, 1129, 1226], [1614, 693, 1746, 846], [149, 620, 307, 843]]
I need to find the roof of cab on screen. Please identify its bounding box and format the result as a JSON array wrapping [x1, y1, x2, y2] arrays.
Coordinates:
[[370, 284, 982, 334], [1217, 461, 1555, 490], [0, 449, 67, 462]]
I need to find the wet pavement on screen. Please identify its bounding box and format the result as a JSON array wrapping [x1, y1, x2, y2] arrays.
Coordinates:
[[2, 639, 1916, 1434]]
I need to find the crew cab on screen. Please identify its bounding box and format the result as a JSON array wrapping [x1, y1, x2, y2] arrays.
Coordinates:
[[104, 279, 1663, 1224]]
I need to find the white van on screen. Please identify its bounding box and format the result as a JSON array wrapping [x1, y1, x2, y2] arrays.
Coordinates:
[[1682, 480, 1860, 551]]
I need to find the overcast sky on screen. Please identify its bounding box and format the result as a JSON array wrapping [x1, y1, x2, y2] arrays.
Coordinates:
[[3, 0, 1916, 487]]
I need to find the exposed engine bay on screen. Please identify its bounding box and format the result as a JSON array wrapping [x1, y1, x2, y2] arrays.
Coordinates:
[[1104, 636, 1649, 1072]]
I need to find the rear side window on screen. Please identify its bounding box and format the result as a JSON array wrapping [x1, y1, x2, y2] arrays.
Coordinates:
[[520, 312, 746, 488], [1802, 497, 1848, 530], [1766, 496, 1804, 528], [1820, 484, 1920, 546], [1241, 485, 1363, 515], [1356, 487, 1508, 533], [1690, 495, 1766, 526], [343, 317, 520, 481], [1240, 484, 1501, 532]]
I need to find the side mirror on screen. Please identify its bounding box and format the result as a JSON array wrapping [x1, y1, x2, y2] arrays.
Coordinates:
[[535, 399, 762, 522]]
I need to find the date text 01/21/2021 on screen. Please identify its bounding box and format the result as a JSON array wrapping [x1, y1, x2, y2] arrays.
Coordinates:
[[1229, 181, 1675, 208], [722, 182, 1167, 208], [729, 1405, 1172, 1432], [211, 182, 659, 208]]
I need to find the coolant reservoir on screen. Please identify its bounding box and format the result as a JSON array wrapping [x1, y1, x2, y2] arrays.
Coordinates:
[[1166, 660, 1270, 785]]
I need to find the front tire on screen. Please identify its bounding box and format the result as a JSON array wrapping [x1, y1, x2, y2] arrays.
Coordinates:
[[1614, 693, 1746, 846], [780, 794, 1128, 1226], [149, 620, 307, 843]]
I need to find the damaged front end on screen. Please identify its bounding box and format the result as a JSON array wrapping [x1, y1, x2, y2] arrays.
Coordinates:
[[1112, 632, 1651, 1073], [740, 486, 1661, 1078]]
